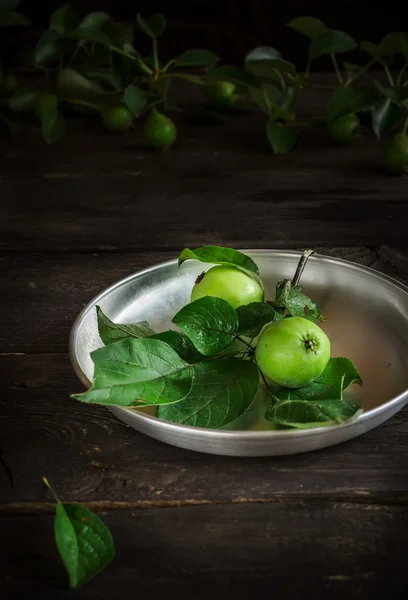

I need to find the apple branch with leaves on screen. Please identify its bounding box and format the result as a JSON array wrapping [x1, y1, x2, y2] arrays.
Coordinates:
[[71, 246, 363, 430]]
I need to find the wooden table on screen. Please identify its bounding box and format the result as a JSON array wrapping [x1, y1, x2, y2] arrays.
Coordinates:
[[1, 85, 408, 598]]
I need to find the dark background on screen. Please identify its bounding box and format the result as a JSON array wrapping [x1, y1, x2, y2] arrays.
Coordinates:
[[12, 0, 408, 67]]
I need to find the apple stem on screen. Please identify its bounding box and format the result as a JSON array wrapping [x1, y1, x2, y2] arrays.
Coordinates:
[[292, 249, 315, 286]]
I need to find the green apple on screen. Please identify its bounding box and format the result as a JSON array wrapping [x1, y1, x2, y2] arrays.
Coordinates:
[[191, 265, 263, 309], [255, 316, 330, 388]]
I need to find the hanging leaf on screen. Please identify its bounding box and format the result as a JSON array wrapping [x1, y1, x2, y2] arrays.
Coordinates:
[[372, 97, 401, 138], [178, 245, 260, 274], [377, 32, 408, 60], [266, 121, 297, 154], [49, 4, 79, 34], [71, 338, 194, 407], [123, 84, 147, 116], [41, 106, 66, 144], [343, 62, 363, 80], [327, 87, 379, 121], [79, 11, 111, 31], [310, 30, 357, 59], [205, 66, 260, 89], [0, 113, 22, 134], [360, 41, 378, 58], [175, 49, 218, 68], [375, 82, 408, 106], [246, 58, 296, 79], [35, 29, 73, 65], [287, 16, 328, 40], [136, 12, 166, 38], [57, 68, 106, 102], [158, 358, 260, 429], [245, 46, 281, 63], [172, 296, 238, 356], [9, 86, 41, 111]]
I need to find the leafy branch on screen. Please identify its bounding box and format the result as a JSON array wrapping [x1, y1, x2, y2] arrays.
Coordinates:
[[3, 7, 408, 172]]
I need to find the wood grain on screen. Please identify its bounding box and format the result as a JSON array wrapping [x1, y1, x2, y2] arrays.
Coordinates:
[[1, 503, 408, 598], [1, 351, 408, 505]]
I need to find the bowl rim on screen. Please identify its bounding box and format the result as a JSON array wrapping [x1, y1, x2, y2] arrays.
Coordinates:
[[69, 248, 408, 440]]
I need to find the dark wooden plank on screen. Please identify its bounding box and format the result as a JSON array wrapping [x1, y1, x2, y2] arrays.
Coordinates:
[[1, 503, 408, 598], [1, 246, 407, 354], [1, 166, 406, 251], [1, 351, 408, 505]]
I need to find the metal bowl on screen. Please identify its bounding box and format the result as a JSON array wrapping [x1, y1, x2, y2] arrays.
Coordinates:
[[69, 250, 408, 456]]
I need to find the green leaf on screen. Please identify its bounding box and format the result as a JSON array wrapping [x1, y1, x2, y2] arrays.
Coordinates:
[[377, 32, 408, 60], [375, 82, 408, 106], [327, 87, 379, 121], [73, 26, 111, 46], [178, 245, 260, 274], [172, 296, 238, 356], [251, 83, 289, 116], [175, 49, 218, 68], [49, 4, 79, 34], [290, 357, 362, 402], [265, 357, 363, 428], [283, 283, 323, 321], [266, 121, 297, 154], [310, 30, 357, 59], [148, 331, 203, 364], [9, 86, 41, 111], [267, 392, 362, 429], [343, 62, 363, 80], [205, 66, 260, 89], [236, 302, 280, 338], [0, 113, 22, 134], [57, 68, 106, 102], [159, 358, 260, 428], [0, 9, 29, 26], [123, 84, 147, 116], [86, 71, 119, 89], [136, 12, 166, 38], [79, 11, 111, 31], [54, 503, 114, 589], [71, 338, 194, 407], [35, 29, 72, 66], [245, 46, 281, 63], [372, 97, 401, 138], [287, 16, 328, 40], [96, 305, 155, 345], [246, 58, 296, 79], [41, 106, 66, 144], [360, 41, 378, 58]]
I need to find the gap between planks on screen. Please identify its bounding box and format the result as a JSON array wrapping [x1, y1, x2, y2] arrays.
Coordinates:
[[2, 493, 408, 516]]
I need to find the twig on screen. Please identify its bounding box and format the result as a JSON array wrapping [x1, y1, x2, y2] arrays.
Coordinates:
[[292, 249, 315, 286]]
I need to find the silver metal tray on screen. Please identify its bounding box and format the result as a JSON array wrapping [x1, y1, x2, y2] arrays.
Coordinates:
[[69, 250, 408, 456]]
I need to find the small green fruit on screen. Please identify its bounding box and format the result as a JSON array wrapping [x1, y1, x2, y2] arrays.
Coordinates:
[[203, 80, 237, 108], [255, 316, 330, 388], [144, 108, 177, 151], [328, 112, 360, 144], [100, 105, 134, 132], [383, 132, 408, 173], [191, 265, 264, 309], [34, 93, 58, 120]]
